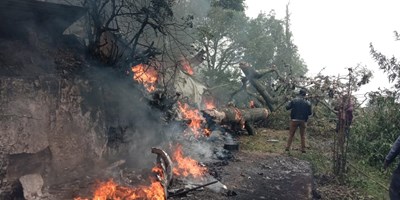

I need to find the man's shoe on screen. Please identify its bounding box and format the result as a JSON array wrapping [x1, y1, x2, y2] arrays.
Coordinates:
[[285, 148, 290, 151], [301, 150, 306, 153]]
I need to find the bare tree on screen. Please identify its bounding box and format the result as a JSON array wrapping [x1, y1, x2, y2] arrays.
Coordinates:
[[81, 0, 195, 67]]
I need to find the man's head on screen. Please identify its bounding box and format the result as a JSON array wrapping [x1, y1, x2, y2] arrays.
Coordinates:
[[299, 89, 307, 97]]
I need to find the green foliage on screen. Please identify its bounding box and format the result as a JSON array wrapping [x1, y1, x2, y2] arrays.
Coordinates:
[[264, 106, 289, 130], [370, 35, 400, 88], [346, 160, 391, 199], [241, 10, 307, 77], [357, 30, 400, 168], [350, 90, 400, 167], [211, 0, 245, 11], [196, 7, 247, 87]]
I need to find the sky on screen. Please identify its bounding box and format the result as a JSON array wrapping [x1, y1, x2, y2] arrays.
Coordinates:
[[245, 0, 400, 98]]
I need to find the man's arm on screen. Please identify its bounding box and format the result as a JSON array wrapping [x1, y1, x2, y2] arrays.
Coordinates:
[[385, 135, 400, 167]]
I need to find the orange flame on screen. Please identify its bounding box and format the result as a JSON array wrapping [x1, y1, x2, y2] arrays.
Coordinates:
[[204, 128, 211, 137], [233, 108, 245, 129], [172, 145, 207, 178], [233, 108, 242, 121], [181, 60, 194, 75], [131, 64, 158, 92], [178, 102, 209, 137], [204, 99, 215, 110], [74, 167, 165, 200]]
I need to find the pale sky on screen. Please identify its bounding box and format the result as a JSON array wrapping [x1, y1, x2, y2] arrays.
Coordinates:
[[245, 0, 400, 97]]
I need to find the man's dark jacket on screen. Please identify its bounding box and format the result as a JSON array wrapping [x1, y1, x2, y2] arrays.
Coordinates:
[[386, 135, 400, 199], [386, 135, 400, 173], [286, 97, 312, 122]]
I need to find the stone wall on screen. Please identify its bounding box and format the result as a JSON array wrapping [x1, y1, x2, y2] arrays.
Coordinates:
[[0, 75, 107, 195]]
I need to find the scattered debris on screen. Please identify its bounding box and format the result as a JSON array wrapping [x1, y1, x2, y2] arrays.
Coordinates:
[[168, 181, 218, 198]]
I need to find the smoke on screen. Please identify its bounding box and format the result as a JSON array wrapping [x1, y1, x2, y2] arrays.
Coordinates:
[[85, 67, 169, 168]]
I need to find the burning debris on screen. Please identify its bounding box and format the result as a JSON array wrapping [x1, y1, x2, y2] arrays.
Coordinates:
[[132, 64, 158, 92], [74, 178, 165, 200], [73, 145, 222, 200], [180, 60, 194, 75], [172, 145, 207, 178], [178, 102, 211, 137], [0, 1, 279, 200]]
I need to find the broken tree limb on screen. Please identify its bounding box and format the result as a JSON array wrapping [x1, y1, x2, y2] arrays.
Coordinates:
[[239, 64, 275, 111], [229, 77, 248, 101]]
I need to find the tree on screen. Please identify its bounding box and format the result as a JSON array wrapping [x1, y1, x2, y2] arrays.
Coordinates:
[[195, 3, 308, 106], [81, 0, 194, 68], [211, 0, 245, 12], [242, 6, 307, 76], [370, 30, 400, 88], [349, 30, 400, 168], [195, 6, 248, 87], [230, 5, 308, 109]]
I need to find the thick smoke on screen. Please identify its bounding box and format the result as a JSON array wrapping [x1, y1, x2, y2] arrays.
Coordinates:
[[85, 68, 169, 168]]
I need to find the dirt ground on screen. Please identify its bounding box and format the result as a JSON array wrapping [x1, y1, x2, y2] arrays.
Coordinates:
[[45, 128, 376, 200], [168, 151, 313, 200], [168, 128, 313, 200], [169, 128, 376, 200]]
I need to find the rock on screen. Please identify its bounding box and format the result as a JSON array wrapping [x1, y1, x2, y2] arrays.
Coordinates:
[[19, 174, 44, 200]]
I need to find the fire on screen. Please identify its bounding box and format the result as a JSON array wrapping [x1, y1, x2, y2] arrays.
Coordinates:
[[74, 167, 165, 200], [172, 145, 207, 178], [178, 102, 209, 137], [204, 99, 215, 110], [131, 64, 158, 92], [181, 60, 194, 75], [233, 108, 245, 129], [233, 107, 242, 121], [204, 128, 211, 137]]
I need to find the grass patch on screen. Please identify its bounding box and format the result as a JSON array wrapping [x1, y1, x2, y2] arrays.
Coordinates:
[[240, 128, 288, 153], [239, 128, 392, 199], [346, 160, 391, 199]]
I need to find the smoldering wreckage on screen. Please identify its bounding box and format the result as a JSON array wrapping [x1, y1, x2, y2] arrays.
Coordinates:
[[0, 1, 311, 200]]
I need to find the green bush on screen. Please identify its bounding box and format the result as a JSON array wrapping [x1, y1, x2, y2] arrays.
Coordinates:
[[350, 95, 400, 167]]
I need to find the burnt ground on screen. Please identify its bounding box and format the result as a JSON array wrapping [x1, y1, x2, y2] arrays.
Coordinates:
[[38, 128, 375, 200], [168, 152, 312, 200]]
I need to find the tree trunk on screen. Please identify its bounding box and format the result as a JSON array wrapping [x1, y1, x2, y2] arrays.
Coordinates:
[[202, 107, 269, 125]]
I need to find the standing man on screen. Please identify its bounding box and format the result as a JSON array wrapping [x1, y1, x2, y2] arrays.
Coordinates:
[[285, 89, 312, 153], [384, 135, 400, 199]]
